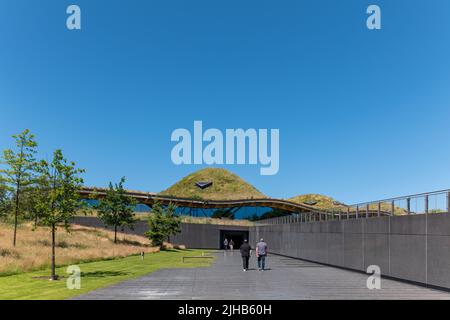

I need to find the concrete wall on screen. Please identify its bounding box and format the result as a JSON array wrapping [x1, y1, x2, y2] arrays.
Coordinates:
[[250, 213, 450, 290], [72, 216, 249, 249]]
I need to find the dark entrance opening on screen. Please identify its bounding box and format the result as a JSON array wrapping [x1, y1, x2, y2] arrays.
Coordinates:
[[220, 230, 249, 250]]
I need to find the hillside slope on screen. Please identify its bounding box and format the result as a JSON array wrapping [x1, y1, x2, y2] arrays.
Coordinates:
[[288, 194, 347, 211], [0, 223, 158, 275], [289, 194, 407, 215], [159, 168, 266, 200]]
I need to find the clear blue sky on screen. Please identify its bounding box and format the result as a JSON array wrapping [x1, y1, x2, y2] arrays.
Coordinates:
[[1, 0, 450, 204]]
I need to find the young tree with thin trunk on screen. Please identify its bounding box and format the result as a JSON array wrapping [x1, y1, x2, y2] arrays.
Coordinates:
[[35, 149, 84, 280], [145, 202, 180, 248], [0, 129, 37, 246], [95, 177, 136, 243]]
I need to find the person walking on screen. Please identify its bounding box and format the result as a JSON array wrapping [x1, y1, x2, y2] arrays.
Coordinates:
[[229, 239, 234, 251], [256, 238, 268, 271], [239, 239, 252, 271], [223, 238, 229, 251]]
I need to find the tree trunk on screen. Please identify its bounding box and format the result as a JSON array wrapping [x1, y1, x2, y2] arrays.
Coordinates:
[[51, 223, 57, 280], [13, 189, 20, 247], [114, 225, 117, 243]]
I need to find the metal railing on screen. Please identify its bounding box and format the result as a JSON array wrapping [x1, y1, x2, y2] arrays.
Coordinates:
[[256, 189, 450, 225]]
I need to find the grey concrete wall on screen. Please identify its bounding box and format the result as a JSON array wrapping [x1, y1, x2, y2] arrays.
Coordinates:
[[251, 213, 450, 290], [72, 216, 249, 249]]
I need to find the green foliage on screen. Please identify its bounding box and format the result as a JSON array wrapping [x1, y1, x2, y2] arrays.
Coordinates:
[[0, 129, 38, 245], [35, 150, 85, 228], [145, 202, 181, 248], [289, 194, 348, 211], [23, 174, 50, 227], [1, 130, 38, 190], [0, 179, 11, 219], [95, 177, 136, 243], [159, 168, 265, 200], [33, 149, 85, 279], [0, 250, 212, 300]]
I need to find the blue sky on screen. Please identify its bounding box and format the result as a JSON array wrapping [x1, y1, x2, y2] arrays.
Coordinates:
[[1, 0, 450, 204]]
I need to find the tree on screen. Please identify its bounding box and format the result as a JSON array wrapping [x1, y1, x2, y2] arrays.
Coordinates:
[[0, 129, 38, 246], [24, 174, 50, 228], [0, 178, 11, 219], [95, 177, 136, 243], [165, 203, 181, 244], [145, 202, 181, 248], [35, 149, 84, 280]]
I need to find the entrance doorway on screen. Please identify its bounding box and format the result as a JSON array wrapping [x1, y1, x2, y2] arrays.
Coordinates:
[[220, 230, 249, 250]]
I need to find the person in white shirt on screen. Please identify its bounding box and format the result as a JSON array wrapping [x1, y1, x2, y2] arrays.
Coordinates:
[[256, 238, 268, 271]]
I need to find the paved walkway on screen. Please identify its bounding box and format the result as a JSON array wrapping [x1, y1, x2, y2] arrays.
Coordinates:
[[74, 252, 450, 300]]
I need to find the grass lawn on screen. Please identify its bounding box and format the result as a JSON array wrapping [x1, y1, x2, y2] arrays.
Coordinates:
[[0, 222, 162, 276], [0, 249, 214, 300]]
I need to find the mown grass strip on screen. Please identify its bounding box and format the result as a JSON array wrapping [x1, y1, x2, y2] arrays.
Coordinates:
[[0, 249, 214, 300]]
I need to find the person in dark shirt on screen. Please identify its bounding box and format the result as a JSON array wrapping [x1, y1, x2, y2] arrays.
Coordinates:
[[229, 239, 234, 251], [239, 239, 252, 271]]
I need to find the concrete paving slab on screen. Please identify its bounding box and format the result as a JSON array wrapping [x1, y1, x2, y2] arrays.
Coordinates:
[[73, 252, 450, 300]]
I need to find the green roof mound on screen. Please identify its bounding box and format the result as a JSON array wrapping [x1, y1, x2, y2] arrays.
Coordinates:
[[288, 194, 347, 211], [289, 194, 407, 215], [158, 168, 266, 201]]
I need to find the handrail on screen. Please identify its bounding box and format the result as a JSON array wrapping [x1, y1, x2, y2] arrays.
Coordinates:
[[349, 189, 450, 207]]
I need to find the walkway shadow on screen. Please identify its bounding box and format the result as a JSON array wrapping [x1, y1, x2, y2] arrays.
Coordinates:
[[81, 271, 129, 278], [161, 248, 200, 252], [115, 239, 148, 247], [160, 248, 178, 252]]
